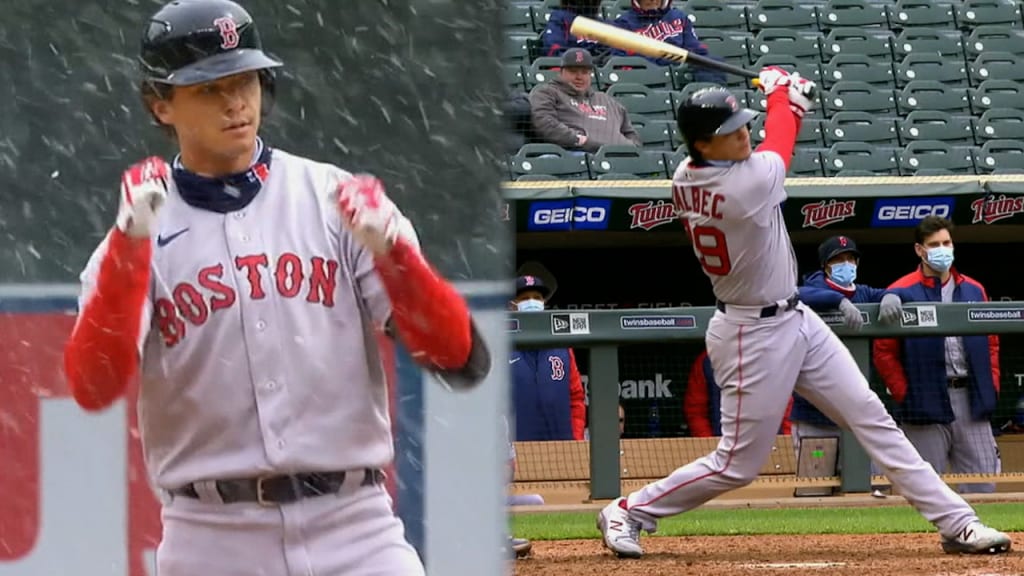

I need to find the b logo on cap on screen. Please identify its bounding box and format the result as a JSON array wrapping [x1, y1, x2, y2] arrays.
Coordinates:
[[575, 51, 585, 63], [839, 237, 849, 246], [725, 95, 738, 111], [525, 276, 536, 285], [215, 16, 240, 50]]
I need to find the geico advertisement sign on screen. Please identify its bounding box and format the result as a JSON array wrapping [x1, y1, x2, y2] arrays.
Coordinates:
[[872, 197, 954, 228], [580, 373, 674, 402], [526, 199, 611, 231]]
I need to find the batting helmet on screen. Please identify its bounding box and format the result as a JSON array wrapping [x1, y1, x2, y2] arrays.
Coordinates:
[[139, 0, 282, 86], [676, 87, 758, 158]]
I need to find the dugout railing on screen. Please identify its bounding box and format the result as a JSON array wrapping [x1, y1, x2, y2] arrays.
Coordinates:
[[508, 301, 1024, 501]]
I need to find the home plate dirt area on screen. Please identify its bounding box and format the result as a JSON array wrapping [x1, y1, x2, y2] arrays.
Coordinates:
[[514, 533, 1024, 576]]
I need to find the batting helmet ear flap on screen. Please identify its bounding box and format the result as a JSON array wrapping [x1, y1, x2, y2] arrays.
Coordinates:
[[258, 67, 278, 117]]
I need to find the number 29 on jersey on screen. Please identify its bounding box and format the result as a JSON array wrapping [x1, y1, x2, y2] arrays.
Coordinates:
[[671, 184, 732, 276]]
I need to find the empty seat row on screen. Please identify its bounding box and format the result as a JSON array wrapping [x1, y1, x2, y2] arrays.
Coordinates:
[[507, 141, 1024, 181]]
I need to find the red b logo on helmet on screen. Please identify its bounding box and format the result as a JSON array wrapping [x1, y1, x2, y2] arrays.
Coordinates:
[[839, 237, 848, 246], [214, 16, 240, 50]]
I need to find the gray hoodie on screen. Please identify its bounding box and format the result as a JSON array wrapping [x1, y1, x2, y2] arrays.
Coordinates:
[[529, 77, 641, 153]]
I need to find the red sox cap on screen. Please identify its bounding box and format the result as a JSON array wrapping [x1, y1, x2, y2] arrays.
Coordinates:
[[515, 275, 551, 298], [818, 235, 861, 268]]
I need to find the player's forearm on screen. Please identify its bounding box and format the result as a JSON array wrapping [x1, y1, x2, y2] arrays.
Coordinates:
[[64, 229, 150, 411], [374, 239, 472, 371], [755, 90, 799, 171]]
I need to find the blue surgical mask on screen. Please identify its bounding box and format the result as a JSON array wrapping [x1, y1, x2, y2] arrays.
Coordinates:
[[830, 262, 857, 287], [516, 299, 545, 312], [925, 246, 954, 273]]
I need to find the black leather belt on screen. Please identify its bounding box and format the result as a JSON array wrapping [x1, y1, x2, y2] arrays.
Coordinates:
[[948, 377, 970, 389], [169, 469, 385, 506], [716, 295, 800, 318]]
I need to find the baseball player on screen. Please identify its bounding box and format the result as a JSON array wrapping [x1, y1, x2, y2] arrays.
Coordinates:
[[61, 1, 489, 575], [596, 68, 1012, 558]]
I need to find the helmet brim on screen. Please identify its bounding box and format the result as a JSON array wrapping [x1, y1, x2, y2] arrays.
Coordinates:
[[715, 108, 759, 136], [159, 49, 283, 86]]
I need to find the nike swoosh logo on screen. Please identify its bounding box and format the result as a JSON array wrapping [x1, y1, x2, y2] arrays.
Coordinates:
[[509, 358, 521, 364], [157, 228, 190, 247]]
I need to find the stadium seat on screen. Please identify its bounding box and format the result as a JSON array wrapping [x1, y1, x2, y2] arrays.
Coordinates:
[[969, 80, 1024, 113], [503, 32, 535, 63], [749, 29, 823, 62], [682, 0, 749, 30], [894, 54, 969, 88], [698, 30, 753, 65], [790, 147, 826, 176], [509, 144, 590, 179], [532, 0, 561, 32], [745, 85, 823, 119], [898, 141, 977, 174], [587, 145, 668, 178], [896, 80, 971, 115], [822, 81, 898, 115], [663, 146, 689, 174], [504, 3, 537, 31], [892, 28, 965, 60], [751, 116, 825, 146], [974, 108, 1024, 142], [973, 139, 1024, 172], [969, 52, 1024, 86], [955, 0, 1022, 29], [752, 54, 822, 85], [820, 54, 895, 89], [822, 111, 899, 145], [823, 142, 900, 175], [886, 0, 957, 29], [606, 83, 676, 120], [632, 118, 681, 150], [818, 0, 889, 29], [595, 172, 645, 180], [965, 26, 1024, 59], [524, 57, 576, 90], [505, 64, 527, 91], [820, 28, 894, 60], [598, 57, 675, 90], [747, 0, 819, 32], [897, 110, 976, 144]]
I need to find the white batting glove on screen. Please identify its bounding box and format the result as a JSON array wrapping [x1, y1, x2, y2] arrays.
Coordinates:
[[787, 72, 817, 117], [336, 174, 419, 256], [116, 156, 168, 238], [757, 65, 791, 96]]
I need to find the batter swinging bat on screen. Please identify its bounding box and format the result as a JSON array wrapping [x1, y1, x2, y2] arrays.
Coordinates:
[[569, 16, 760, 83]]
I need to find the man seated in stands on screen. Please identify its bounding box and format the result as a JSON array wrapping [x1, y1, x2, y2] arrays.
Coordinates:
[[542, 0, 614, 65], [529, 48, 642, 153], [610, 0, 726, 84]]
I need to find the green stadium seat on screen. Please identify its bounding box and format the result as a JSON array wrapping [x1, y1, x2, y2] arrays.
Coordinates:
[[605, 0, 633, 14], [664, 146, 689, 173], [640, 119, 683, 150], [892, 28, 965, 60], [745, 85, 823, 119], [955, 0, 1022, 29], [974, 108, 1024, 142], [969, 80, 1024, 113], [751, 116, 825, 146], [820, 54, 895, 89], [606, 83, 676, 120], [896, 80, 971, 115], [598, 57, 675, 90], [823, 142, 900, 175], [820, 28, 894, 60], [973, 139, 1024, 172], [818, 0, 889, 29], [964, 26, 1024, 59], [510, 144, 590, 179], [698, 30, 754, 65], [682, 0, 750, 30], [790, 147, 826, 176], [748, 0, 819, 31], [909, 168, 962, 175], [532, 0, 562, 32], [822, 111, 899, 145], [833, 169, 881, 177], [596, 172, 646, 180], [514, 173, 564, 182], [897, 110, 976, 144], [894, 54, 969, 88], [898, 141, 977, 174], [504, 3, 538, 31], [886, 1, 957, 29], [588, 145, 669, 178], [749, 29, 823, 62], [822, 81, 898, 115], [505, 64, 527, 91], [524, 57, 572, 90], [752, 54, 822, 85], [503, 32, 535, 64], [969, 52, 1024, 86]]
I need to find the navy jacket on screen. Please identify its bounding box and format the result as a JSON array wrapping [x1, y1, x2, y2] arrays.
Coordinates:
[[873, 268, 1000, 425], [511, 348, 586, 441], [793, 271, 888, 427], [611, 3, 726, 83], [542, 9, 614, 63]]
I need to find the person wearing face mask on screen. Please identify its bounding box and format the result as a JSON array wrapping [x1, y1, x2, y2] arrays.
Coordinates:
[[509, 275, 587, 441], [873, 216, 1001, 493]]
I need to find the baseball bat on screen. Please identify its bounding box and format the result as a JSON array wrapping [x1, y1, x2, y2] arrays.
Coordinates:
[[569, 16, 760, 83]]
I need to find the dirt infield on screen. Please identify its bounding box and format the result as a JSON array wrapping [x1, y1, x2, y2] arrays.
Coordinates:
[[514, 533, 1024, 576]]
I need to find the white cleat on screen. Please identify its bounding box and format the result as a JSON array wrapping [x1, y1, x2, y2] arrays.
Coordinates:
[[941, 522, 1012, 554], [596, 497, 644, 559]]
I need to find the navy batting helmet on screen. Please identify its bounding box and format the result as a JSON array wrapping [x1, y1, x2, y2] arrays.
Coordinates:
[[676, 87, 758, 156], [139, 0, 282, 86]]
